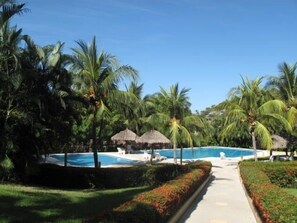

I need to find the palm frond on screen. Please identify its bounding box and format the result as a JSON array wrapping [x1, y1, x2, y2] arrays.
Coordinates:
[[261, 113, 292, 133], [220, 122, 238, 139], [224, 108, 245, 125], [258, 99, 287, 114], [287, 106, 297, 127], [146, 112, 170, 128], [96, 100, 111, 119], [0, 1, 28, 28], [254, 122, 272, 149], [178, 125, 193, 148]]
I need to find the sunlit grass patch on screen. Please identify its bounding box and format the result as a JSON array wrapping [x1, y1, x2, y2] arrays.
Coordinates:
[[0, 183, 148, 223]]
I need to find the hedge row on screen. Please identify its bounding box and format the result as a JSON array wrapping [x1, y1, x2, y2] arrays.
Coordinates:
[[261, 162, 297, 188], [239, 162, 297, 223], [29, 163, 187, 189], [85, 161, 212, 223]]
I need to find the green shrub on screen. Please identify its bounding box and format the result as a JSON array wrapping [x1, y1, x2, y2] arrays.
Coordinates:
[[240, 162, 297, 223], [0, 155, 15, 181], [86, 161, 212, 223], [30, 163, 185, 189]]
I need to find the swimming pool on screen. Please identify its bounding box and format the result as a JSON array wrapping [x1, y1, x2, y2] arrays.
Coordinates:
[[49, 153, 138, 167], [47, 147, 255, 167], [156, 147, 254, 159]]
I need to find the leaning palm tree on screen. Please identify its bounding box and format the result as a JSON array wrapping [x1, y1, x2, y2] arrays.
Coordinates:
[[71, 36, 138, 167], [221, 76, 291, 161], [146, 83, 206, 164]]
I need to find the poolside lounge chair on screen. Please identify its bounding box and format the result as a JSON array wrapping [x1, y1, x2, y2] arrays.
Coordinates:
[[143, 150, 151, 160], [127, 145, 134, 154], [220, 152, 226, 159], [269, 155, 289, 162], [117, 147, 125, 155], [155, 152, 167, 161], [143, 151, 167, 161]]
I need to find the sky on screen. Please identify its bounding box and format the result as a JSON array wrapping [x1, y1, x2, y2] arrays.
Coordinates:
[[12, 0, 297, 112]]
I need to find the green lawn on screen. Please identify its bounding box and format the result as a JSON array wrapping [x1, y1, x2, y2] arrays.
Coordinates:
[[0, 183, 148, 223], [284, 188, 297, 197]]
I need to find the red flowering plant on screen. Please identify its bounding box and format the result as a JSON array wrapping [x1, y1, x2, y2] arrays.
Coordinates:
[[86, 161, 211, 223], [239, 161, 297, 223]]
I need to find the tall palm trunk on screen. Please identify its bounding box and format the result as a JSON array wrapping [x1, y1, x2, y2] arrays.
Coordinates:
[[64, 150, 68, 167], [173, 143, 177, 164], [179, 146, 183, 165], [252, 131, 258, 161], [92, 109, 99, 168]]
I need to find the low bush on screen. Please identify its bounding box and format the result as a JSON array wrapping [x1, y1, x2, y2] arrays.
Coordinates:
[[29, 163, 186, 189], [85, 161, 212, 223], [261, 163, 297, 188], [239, 161, 297, 223]]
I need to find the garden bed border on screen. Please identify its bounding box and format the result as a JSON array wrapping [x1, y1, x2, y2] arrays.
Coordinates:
[[167, 171, 213, 223]]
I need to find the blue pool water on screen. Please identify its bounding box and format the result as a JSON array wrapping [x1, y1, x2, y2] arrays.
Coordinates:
[[48, 147, 254, 167], [49, 153, 138, 167], [156, 147, 254, 159]]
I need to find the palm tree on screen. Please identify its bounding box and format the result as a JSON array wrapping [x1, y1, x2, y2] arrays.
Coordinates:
[[146, 83, 206, 164], [121, 82, 145, 135], [71, 36, 138, 167], [0, 0, 27, 179], [266, 62, 297, 157], [21, 37, 81, 164], [221, 76, 291, 161], [0, 0, 27, 29], [266, 63, 297, 107]]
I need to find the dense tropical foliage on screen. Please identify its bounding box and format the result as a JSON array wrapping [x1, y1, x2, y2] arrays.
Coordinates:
[[266, 63, 297, 157], [144, 84, 207, 164], [221, 76, 291, 160], [0, 0, 296, 180], [70, 36, 139, 167]]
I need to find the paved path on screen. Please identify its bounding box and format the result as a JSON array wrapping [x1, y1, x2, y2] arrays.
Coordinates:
[[178, 159, 257, 223]]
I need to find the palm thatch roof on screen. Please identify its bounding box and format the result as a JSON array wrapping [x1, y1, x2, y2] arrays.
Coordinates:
[[111, 128, 138, 144], [136, 130, 170, 145], [271, 134, 288, 149]]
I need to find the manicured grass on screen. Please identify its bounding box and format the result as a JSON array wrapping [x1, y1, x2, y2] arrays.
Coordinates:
[[284, 188, 297, 197], [0, 183, 149, 223]]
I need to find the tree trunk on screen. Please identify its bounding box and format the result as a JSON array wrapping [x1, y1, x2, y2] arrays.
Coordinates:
[[150, 148, 154, 164], [252, 131, 258, 161], [92, 109, 99, 168], [64, 150, 68, 167], [179, 147, 183, 165], [173, 143, 177, 164]]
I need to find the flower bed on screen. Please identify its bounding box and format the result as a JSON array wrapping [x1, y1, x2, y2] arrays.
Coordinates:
[[261, 162, 297, 188], [85, 161, 211, 223], [239, 161, 297, 223]]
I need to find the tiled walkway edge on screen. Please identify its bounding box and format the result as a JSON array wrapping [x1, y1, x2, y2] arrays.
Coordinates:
[[238, 166, 263, 223]]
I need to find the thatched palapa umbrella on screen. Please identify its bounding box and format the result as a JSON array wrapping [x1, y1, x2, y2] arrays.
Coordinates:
[[136, 130, 170, 163], [271, 134, 288, 156], [111, 128, 138, 153]]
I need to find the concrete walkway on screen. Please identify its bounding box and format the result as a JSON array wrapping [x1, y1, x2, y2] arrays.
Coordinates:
[[178, 159, 257, 223]]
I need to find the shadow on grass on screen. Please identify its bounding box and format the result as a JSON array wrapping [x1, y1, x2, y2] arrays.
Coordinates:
[[0, 186, 149, 223]]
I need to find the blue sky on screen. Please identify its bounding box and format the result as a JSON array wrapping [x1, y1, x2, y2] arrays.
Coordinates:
[[13, 0, 297, 112]]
